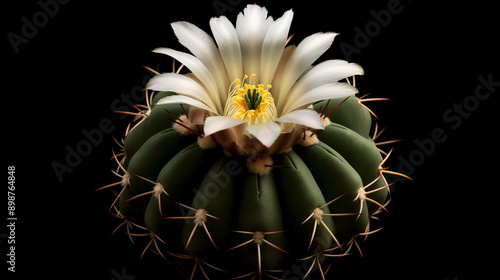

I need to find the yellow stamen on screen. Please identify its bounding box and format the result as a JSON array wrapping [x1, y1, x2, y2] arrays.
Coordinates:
[[224, 74, 278, 125]]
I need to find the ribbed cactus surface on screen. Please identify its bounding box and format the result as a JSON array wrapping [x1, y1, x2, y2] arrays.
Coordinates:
[[100, 89, 403, 279]]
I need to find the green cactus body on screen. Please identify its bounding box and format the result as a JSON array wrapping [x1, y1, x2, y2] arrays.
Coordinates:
[[102, 89, 404, 279], [100, 4, 408, 279]]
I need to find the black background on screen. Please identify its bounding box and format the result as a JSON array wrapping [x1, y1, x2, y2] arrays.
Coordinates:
[[4, 0, 499, 279]]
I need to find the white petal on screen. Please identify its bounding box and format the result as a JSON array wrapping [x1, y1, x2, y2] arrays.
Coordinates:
[[283, 83, 358, 115], [204, 116, 246, 136], [171, 21, 229, 106], [147, 73, 217, 111], [286, 60, 364, 103], [245, 122, 281, 148], [188, 107, 207, 125], [236, 4, 273, 77], [153, 47, 220, 109], [276, 109, 324, 129], [209, 16, 242, 82], [260, 9, 294, 86], [270, 45, 295, 103], [156, 95, 217, 114], [276, 32, 338, 110]]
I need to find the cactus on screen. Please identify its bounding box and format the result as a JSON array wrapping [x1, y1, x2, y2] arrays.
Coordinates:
[[99, 5, 409, 279]]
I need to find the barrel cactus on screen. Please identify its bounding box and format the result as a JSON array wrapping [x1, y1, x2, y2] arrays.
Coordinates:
[[100, 4, 408, 279]]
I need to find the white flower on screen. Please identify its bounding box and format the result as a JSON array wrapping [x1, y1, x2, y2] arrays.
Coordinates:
[[147, 4, 363, 157]]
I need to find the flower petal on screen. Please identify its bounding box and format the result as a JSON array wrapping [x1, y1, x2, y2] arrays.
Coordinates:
[[286, 60, 364, 104], [276, 109, 324, 129], [147, 73, 217, 111], [156, 95, 217, 114], [153, 47, 221, 110], [171, 21, 229, 106], [245, 122, 281, 148], [260, 9, 294, 86], [204, 116, 247, 136], [283, 83, 358, 115], [236, 4, 273, 77], [276, 32, 338, 111], [209, 16, 242, 83], [270, 45, 295, 101]]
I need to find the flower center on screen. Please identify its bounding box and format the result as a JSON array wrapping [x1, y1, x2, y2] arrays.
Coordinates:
[[224, 75, 278, 125], [244, 87, 263, 110]]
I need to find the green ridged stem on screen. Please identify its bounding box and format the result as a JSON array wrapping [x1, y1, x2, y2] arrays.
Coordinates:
[[123, 91, 185, 168], [119, 128, 195, 223], [316, 123, 388, 213], [181, 157, 239, 257], [144, 144, 222, 248], [273, 151, 335, 254], [314, 95, 372, 139], [103, 82, 399, 278], [295, 141, 369, 239], [236, 171, 286, 271]]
